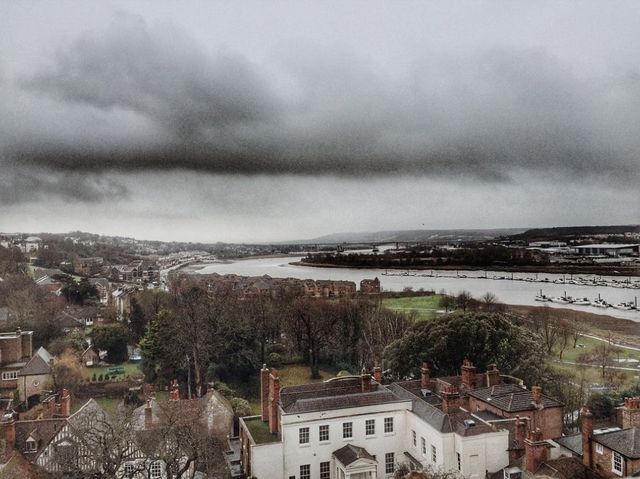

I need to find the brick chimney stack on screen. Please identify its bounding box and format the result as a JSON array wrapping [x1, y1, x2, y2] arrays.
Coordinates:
[[441, 384, 461, 413], [531, 385, 542, 405], [622, 397, 640, 429], [268, 369, 280, 434], [169, 379, 180, 401], [144, 399, 153, 429], [260, 364, 270, 421], [581, 406, 593, 468], [373, 363, 382, 383], [360, 368, 372, 393], [420, 362, 430, 389], [524, 428, 549, 473], [60, 389, 71, 417], [486, 363, 500, 387], [2, 420, 15, 447], [461, 359, 476, 390]]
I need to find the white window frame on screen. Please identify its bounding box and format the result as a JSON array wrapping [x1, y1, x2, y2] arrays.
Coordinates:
[[319, 424, 329, 442], [25, 438, 37, 451], [412, 430, 416, 447], [365, 419, 375, 436], [150, 461, 162, 479], [384, 417, 394, 433], [431, 444, 437, 463], [457, 452, 461, 471], [2, 371, 18, 381], [421, 437, 426, 455], [385, 452, 395, 474], [320, 461, 330, 479], [124, 462, 135, 475], [343, 422, 353, 439], [612, 451, 623, 476], [300, 464, 311, 479], [299, 427, 310, 444], [595, 443, 603, 454]]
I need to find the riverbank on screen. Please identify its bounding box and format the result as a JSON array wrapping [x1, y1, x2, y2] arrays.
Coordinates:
[[293, 260, 640, 277], [506, 304, 640, 346]]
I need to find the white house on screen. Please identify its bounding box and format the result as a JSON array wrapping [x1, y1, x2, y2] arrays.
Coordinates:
[[238, 365, 511, 479]]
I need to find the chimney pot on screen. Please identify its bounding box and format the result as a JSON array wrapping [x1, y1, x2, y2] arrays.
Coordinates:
[[532, 385, 542, 404], [360, 368, 372, 393], [420, 362, 430, 388], [373, 362, 382, 383], [461, 359, 476, 390]]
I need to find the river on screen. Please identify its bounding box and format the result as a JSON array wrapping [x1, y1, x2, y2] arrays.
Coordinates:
[[192, 256, 640, 321]]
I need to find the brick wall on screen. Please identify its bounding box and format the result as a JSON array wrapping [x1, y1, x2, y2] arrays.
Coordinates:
[[0, 336, 20, 364], [591, 445, 640, 478], [468, 397, 563, 440]]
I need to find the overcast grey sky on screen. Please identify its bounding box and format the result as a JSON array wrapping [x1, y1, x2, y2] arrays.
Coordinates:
[[1, 1, 638, 242]]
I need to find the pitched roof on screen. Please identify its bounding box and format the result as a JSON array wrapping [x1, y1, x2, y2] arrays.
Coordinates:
[[333, 444, 375, 466], [14, 418, 67, 460], [468, 384, 562, 412], [18, 354, 51, 376], [554, 433, 583, 456], [593, 427, 640, 459], [387, 382, 498, 437], [279, 376, 405, 414], [285, 390, 402, 414], [35, 347, 53, 364], [535, 457, 598, 479]]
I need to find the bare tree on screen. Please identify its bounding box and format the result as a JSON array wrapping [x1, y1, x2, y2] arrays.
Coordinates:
[[455, 291, 474, 312], [556, 320, 571, 360], [46, 401, 143, 479], [137, 400, 209, 479], [568, 318, 585, 348], [291, 298, 340, 379]]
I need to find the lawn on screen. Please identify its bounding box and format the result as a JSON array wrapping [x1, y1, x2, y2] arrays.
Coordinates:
[[83, 362, 142, 381], [559, 335, 640, 364], [243, 416, 280, 444], [383, 294, 443, 320], [229, 363, 335, 415]]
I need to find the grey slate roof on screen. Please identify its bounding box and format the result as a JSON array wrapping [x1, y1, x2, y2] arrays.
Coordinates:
[[386, 382, 453, 433], [387, 382, 499, 437], [468, 384, 562, 412], [333, 444, 375, 466], [18, 354, 51, 376], [593, 427, 640, 458], [284, 390, 403, 414], [554, 433, 583, 456]]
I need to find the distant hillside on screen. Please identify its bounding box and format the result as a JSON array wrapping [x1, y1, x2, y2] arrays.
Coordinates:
[[297, 228, 527, 244], [510, 225, 640, 241]]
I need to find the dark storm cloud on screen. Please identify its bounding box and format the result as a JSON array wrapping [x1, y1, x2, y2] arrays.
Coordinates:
[[24, 13, 278, 139], [3, 8, 640, 199]]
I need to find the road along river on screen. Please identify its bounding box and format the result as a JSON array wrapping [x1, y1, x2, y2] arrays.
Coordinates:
[[192, 256, 640, 321]]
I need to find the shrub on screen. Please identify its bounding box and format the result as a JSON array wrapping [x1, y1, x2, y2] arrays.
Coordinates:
[[266, 343, 287, 356], [91, 373, 97, 382], [267, 352, 282, 368], [98, 374, 103, 382], [214, 382, 235, 398], [230, 397, 252, 417], [104, 382, 130, 398]]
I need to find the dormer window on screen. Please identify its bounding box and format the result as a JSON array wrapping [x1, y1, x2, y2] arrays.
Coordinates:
[[26, 438, 37, 452]]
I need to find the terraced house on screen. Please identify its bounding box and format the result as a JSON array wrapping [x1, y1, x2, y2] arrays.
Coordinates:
[[237, 361, 561, 479]]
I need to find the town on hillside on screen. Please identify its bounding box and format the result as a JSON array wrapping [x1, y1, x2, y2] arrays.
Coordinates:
[[0, 230, 639, 478]]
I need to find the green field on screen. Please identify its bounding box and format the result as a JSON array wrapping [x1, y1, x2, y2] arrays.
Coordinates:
[[83, 362, 142, 381], [383, 295, 443, 320], [559, 335, 640, 364]]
